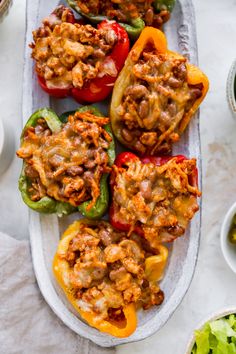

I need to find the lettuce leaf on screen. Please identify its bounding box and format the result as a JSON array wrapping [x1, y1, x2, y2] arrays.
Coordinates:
[[191, 315, 236, 354], [194, 323, 210, 354]]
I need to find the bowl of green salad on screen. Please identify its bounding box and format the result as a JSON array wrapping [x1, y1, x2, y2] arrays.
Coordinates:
[[186, 308, 236, 354]]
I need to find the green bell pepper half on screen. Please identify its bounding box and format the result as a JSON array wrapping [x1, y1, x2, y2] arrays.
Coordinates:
[[67, 0, 175, 40], [18, 106, 115, 218], [67, 0, 144, 40]]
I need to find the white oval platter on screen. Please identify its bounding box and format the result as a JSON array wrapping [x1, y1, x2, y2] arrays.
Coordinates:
[[22, 0, 201, 347]]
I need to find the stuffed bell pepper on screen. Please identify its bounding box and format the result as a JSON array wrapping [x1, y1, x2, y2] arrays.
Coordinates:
[[16, 106, 115, 218], [30, 6, 129, 103], [110, 27, 209, 155], [53, 219, 168, 337], [68, 0, 176, 40], [110, 152, 201, 247]]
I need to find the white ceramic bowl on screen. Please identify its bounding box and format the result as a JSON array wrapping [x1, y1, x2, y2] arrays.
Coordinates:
[[227, 59, 236, 118], [220, 201, 236, 273], [0, 118, 14, 175], [185, 307, 236, 353]]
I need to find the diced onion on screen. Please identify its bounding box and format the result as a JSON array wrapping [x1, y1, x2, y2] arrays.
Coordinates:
[[77, 299, 92, 312], [46, 79, 72, 90], [44, 14, 61, 27], [98, 58, 118, 78]]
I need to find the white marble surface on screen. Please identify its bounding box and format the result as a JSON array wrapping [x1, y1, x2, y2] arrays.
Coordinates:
[[1, 0, 236, 353]]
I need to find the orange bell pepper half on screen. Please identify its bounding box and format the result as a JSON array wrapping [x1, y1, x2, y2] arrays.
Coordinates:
[[110, 27, 209, 155]]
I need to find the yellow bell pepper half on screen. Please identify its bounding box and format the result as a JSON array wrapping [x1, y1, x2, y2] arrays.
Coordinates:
[[53, 219, 137, 338]]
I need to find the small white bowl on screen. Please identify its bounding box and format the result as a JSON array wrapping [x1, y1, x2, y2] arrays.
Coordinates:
[[226, 59, 236, 118], [220, 201, 236, 273], [0, 118, 15, 175], [185, 307, 236, 354]]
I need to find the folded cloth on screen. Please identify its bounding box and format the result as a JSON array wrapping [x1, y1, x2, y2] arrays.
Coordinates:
[[0, 232, 115, 354]]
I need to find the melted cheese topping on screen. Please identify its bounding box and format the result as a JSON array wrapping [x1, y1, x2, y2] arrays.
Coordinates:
[[113, 158, 201, 246], [60, 222, 165, 321], [118, 48, 203, 154], [30, 6, 117, 90], [16, 112, 112, 209]]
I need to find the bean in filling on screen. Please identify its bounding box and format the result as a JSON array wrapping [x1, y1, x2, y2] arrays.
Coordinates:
[[77, 0, 170, 28], [118, 45, 204, 154], [62, 222, 164, 323], [30, 6, 118, 90], [112, 158, 201, 246], [16, 111, 112, 209]]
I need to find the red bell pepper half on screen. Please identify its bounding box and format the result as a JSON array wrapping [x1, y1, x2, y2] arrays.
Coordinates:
[[37, 15, 130, 103], [109, 152, 199, 239]]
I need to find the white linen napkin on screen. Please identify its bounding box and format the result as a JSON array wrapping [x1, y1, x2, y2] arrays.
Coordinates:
[[0, 232, 115, 354]]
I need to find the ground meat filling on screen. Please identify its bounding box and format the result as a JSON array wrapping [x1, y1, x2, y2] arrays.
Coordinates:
[[16, 111, 112, 209], [118, 46, 204, 154], [63, 222, 164, 322], [112, 158, 201, 246], [77, 0, 170, 28], [30, 6, 118, 90]]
